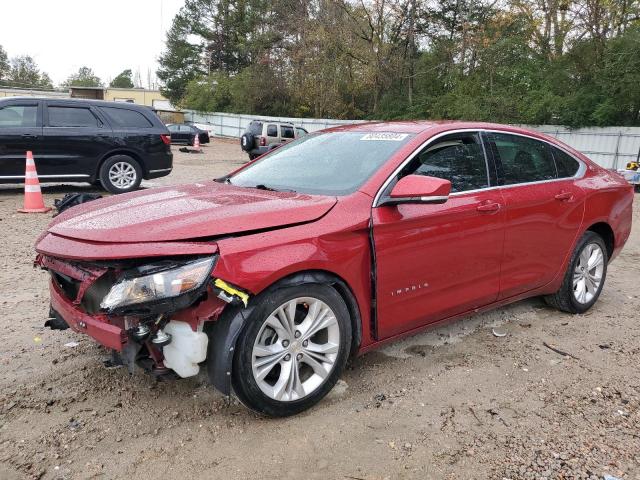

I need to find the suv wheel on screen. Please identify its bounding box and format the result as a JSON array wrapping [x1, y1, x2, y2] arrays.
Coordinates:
[[230, 284, 352, 417], [99, 155, 142, 194]]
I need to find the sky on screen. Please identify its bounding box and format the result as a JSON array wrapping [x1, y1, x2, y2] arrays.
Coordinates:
[[0, 0, 185, 88]]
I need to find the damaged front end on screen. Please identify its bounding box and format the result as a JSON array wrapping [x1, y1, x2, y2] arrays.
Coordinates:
[[36, 253, 249, 388]]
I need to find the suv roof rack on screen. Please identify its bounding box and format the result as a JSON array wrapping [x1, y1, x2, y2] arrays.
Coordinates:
[[250, 119, 294, 126]]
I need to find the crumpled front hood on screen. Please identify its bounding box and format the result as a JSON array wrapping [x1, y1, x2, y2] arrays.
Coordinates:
[[46, 181, 337, 243]]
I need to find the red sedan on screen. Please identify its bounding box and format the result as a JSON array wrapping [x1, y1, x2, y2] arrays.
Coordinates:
[[35, 121, 633, 416]]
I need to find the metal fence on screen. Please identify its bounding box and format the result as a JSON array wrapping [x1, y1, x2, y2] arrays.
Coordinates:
[[183, 110, 640, 170]]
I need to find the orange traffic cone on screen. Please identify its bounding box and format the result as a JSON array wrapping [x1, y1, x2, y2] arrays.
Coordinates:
[[18, 151, 51, 213], [193, 133, 201, 152]]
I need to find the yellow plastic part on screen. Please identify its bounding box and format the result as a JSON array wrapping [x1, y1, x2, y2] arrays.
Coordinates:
[[214, 278, 249, 307]]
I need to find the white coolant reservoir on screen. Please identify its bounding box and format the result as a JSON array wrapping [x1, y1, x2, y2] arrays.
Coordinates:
[[162, 321, 208, 378]]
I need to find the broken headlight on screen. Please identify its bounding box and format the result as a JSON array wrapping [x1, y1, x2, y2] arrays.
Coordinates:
[[100, 257, 216, 312]]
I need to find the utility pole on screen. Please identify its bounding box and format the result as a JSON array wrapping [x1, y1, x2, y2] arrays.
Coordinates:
[[407, 0, 416, 107]]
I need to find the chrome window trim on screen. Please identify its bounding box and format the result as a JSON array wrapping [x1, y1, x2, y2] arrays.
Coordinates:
[[373, 128, 586, 207]]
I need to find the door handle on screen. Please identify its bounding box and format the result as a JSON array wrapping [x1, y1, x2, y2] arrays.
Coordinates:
[[554, 191, 573, 201], [476, 202, 501, 212]]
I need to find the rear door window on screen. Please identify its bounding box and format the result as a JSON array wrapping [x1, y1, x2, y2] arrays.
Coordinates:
[[48, 106, 99, 127], [486, 133, 556, 185], [266, 124, 278, 137], [100, 107, 152, 128], [551, 146, 580, 178], [281, 125, 294, 139], [0, 105, 38, 127]]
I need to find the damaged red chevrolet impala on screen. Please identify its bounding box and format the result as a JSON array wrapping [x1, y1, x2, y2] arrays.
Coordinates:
[[35, 121, 633, 416]]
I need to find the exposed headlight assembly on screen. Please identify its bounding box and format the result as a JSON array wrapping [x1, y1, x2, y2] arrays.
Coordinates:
[[101, 257, 216, 313]]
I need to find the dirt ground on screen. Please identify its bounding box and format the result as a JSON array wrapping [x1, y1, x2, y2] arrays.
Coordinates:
[[0, 139, 638, 480]]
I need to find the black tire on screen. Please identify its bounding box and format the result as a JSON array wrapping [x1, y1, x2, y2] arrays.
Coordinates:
[[240, 133, 255, 152], [98, 155, 142, 194], [544, 231, 608, 314], [248, 154, 258, 161], [231, 284, 352, 417]]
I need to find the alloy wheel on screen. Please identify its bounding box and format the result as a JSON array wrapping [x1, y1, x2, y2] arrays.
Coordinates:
[[573, 242, 605, 304], [108, 162, 137, 189], [251, 297, 340, 402]]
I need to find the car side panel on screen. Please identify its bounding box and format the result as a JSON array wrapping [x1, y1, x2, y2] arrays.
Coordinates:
[[373, 190, 505, 338], [0, 99, 43, 178], [211, 193, 375, 346], [578, 168, 634, 261], [498, 180, 586, 299], [40, 102, 115, 177]]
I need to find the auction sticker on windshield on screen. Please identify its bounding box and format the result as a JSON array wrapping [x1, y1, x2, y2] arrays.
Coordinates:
[[360, 133, 409, 141]]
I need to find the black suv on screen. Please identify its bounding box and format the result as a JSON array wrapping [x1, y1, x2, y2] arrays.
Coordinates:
[[0, 97, 173, 193], [167, 124, 210, 145]]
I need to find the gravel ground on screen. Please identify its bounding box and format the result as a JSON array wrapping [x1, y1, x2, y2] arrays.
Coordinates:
[[0, 139, 638, 480]]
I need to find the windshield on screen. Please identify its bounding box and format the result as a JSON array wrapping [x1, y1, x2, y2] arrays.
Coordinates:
[[229, 131, 414, 195]]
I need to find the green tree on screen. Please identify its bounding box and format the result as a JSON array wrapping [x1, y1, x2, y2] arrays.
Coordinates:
[[63, 66, 102, 87], [7, 55, 52, 89], [182, 74, 233, 112], [0, 45, 9, 82], [156, 0, 640, 126], [157, 11, 204, 106], [109, 69, 134, 88]]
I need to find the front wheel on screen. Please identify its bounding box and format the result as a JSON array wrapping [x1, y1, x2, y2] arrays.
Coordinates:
[[544, 231, 608, 313], [231, 284, 352, 417], [99, 155, 142, 194]]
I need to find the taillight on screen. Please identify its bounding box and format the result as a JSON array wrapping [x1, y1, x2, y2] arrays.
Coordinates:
[[259, 136, 266, 147], [160, 134, 171, 145]]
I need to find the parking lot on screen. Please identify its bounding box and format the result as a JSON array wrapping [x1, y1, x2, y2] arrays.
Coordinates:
[[0, 140, 639, 480]]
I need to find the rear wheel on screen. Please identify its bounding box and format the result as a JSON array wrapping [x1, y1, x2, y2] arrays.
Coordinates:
[[544, 231, 608, 313], [99, 155, 142, 194], [231, 284, 352, 417]]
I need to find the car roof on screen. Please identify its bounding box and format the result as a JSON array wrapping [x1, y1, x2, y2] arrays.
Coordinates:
[[0, 96, 152, 111], [322, 120, 556, 139]]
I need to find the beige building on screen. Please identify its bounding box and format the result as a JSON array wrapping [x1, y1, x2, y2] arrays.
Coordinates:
[[68, 86, 169, 107], [0, 86, 184, 124], [68, 87, 183, 123], [0, 87, 69, 99]]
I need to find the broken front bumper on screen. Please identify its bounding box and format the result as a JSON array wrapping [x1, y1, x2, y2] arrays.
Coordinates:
[[50, 279, 127, 351]]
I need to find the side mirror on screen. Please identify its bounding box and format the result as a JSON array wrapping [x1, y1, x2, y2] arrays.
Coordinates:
[[381, 175, 451, 206]]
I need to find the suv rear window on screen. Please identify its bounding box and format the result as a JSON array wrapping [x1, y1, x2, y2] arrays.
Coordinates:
[[248, 122, 263, 135], [100, 107, 152, 128], [281, 125, 294, 139], [266, 124, 278, 137], [48, 107, 99, 127]]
